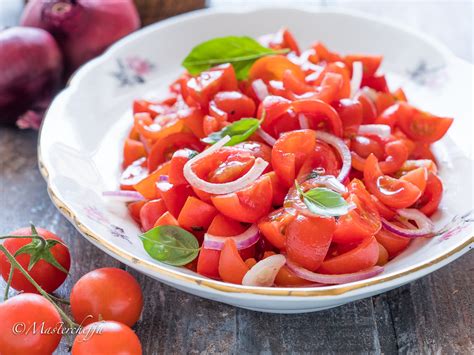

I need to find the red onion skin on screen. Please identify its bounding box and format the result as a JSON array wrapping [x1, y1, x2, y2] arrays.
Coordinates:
[[21, 0, 140, 76], [0, 27, 62, 126]]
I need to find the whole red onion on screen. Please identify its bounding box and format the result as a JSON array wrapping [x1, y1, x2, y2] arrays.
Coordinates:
[[21, 0, 140, 76], [0, 27, 63, 128]]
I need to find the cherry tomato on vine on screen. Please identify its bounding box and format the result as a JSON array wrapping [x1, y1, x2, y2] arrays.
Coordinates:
[[0, 227, 70, 293]]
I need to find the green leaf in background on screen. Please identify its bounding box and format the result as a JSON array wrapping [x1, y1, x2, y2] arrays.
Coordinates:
[[182, 36, 287, 80], [202, 118, 260, 146], [295, 182, 350, 217], [140, 225, 200, 266]]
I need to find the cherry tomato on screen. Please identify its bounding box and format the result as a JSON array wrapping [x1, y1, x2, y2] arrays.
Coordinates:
[[318, 236, 379, 274], [291, 98, 343, 137], [0, 227, 70, 293], [400, 167, 428, 194], [352, 139, 409, 174], [148, 132, 203, 172], [209, 91, 256, 122], [71, 321, 142, 355], [354, 91, 377, 124], [197, 214, 247, 279], [344, 54, 383, 78], [351, 135, 384, 160], [362, 74, 389, 93], [332, 98, 363, 137], [274, 265, 309, 286], [265, 27, 301, 54], [375, 228, 411, 259], [364, 154, 421, 209], [272, 129, 317, 187], [154, 211, 179, 227], [156, 179, 194, 218], [333, 193, 381, 244], [249, 55, 305, 83], [286, 214, 335, 271], [128, 200, 146, 224], [134, 112, 184, 141], [70, 268, 143, 327], [258, 208, 296, 250], [414, 172, 443, 216], [123, 138, 146, 169], [398, 108, 453, 143], [178, 196, 218, 231], [218, 239, 249, 284], [186, 64, 238, 107], [0, 293, 62, 355], [139, 199, 167, 231], [211, 175, 273, 223], [312, 41, 342, 62], [168, 148, 196, 185]]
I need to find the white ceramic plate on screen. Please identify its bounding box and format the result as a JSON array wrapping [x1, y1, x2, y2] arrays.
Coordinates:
[[39, 6, 473, 313]]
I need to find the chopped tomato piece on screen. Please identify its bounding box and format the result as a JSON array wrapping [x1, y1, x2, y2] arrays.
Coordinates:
[[375, 229, 411, 259], [123, 138, 146, 169], [153, 211, 179, 227], [211, 175, 273, 223], [128, 201, 146, 224], [178, 196, 218, 232], [218, 239, 249, 284], [249, 55, 305, 83], [139, 199, 167, 231], [414, 172, 443, 216], [258, 208, 295, 250], [156, 179, 193, 218], [318, 236, 379, 274], [364, 154, 421, 209], [133, 161, 171, 199], [286, 214, 335, 271]]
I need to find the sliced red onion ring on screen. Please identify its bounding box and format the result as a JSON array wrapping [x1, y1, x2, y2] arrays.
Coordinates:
[[350, 61, 363, 98], [203, 224, 260, 250], [242, 254, 286, 287], [316, 130, 351, 182], [358, 124, 391, 138], [183, 136, 269, 194], [298, 113, 310, 129], [286, 259, 384, 285], [257, 128, 276, 146], [361, 86, 378, 102], [102, 190, 144, 202], [252, 79, 269, 101], [381, 208, 435, 238]]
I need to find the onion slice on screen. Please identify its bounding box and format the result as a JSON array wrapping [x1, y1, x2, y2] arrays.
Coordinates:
[[242, 254, 286, 287], [252, 79, 269, 101], [257, 128, 276, 146], [286, 259, 384, 285], [102, 190, 144, 202], [350, 61, 363, 97], [358, 124, 391, 138], [298, 113, 309, 129], [203, 224, 260, 250], [381, 208, 435, 238], [316, 130, 351, 182], [183, 136, 269, 194]]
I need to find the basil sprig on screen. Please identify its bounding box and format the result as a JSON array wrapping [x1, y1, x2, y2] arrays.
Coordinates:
[[202, 118, 260, 146], [140, 225, 200, 266], [295, 182, 350, 217], [182, 36, 288, 80]]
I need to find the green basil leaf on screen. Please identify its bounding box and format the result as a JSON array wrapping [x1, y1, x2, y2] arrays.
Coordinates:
[[182, 36, 287, 80], [140, 225, 200, 266], [202, 118, 260, 146], [300, 187, 350, 217]]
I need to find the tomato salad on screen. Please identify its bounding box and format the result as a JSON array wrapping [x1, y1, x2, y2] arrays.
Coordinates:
[[113, 28, 452, 287]]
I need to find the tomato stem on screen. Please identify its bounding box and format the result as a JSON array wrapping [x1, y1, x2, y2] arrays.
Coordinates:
[[0, 245, 78, 328], [3, 266, 14, 301]]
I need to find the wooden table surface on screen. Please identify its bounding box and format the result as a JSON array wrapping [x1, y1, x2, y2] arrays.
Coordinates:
[[1, 1, 473, 354]]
